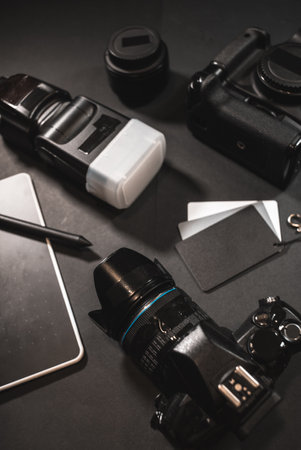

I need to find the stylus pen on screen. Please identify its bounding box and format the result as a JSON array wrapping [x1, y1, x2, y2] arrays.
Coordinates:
[[0, 213, 92, 248]]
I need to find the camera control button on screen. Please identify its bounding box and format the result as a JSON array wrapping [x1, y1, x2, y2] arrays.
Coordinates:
[[281, 322, 301, 343], [248, 328, 283, 363], [253, 312, 270, 327]]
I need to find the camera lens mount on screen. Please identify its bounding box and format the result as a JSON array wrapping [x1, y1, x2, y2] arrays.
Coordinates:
[[257, 42, 301, 95]]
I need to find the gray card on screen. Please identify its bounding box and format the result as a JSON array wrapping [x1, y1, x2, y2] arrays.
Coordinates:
[[176, 205, 283, 292]]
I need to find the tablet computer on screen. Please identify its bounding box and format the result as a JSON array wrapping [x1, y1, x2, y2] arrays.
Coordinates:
[[0, 173, 84, 391]]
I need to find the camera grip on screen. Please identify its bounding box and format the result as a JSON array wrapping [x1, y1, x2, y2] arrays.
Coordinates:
[[213, 28, 270, 74]]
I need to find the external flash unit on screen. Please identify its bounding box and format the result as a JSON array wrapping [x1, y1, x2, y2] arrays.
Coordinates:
[[0, 74, 165, 208]]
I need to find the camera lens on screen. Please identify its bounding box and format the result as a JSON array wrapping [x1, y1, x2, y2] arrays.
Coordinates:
[[94, 248, 174, 338], [94, 248, 208, 386]]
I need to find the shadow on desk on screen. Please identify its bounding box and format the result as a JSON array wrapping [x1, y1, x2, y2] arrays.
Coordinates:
[[0, 353, 87, 405], [120, 70, 189, 124], [52, 243, 101, 261], [1, 136, 204, 253], [110, 161, 205, 251]]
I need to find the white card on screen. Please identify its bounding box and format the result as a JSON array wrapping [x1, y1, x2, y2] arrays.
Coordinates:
[[187, 201, 258, 220], [179, 206, 246, 240], [179, 200, 281, 241]]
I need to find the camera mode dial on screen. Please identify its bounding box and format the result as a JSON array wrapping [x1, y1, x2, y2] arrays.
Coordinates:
[[257, 42, 301, 95], [248, 328, 284, 363]]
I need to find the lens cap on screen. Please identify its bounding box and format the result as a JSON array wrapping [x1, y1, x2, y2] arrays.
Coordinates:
[[104, 26, 169, 104], [257, 42, 301, 95]]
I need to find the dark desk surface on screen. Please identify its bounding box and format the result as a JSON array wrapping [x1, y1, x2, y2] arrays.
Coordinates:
[[1, 1, 301, 449]]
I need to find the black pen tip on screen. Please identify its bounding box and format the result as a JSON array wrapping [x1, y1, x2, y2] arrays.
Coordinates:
[[78, 236, 93, 247]]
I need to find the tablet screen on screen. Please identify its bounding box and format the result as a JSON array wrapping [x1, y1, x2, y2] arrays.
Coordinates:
[[0, 173, 84, 391]]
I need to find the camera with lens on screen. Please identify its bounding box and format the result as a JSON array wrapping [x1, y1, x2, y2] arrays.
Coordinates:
[[187, 27, 301, 188], [90, 248, 301, 448]]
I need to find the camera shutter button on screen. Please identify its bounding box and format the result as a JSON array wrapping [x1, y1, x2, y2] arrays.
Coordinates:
[[248, 328, 284, 363]]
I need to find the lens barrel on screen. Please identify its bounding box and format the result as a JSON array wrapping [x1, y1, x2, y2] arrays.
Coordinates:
[[94, 248, 209, 387], [93, 248, 174, 340]]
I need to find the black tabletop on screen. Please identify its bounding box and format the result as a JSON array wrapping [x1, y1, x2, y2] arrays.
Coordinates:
[[1, 1, 301, 449]]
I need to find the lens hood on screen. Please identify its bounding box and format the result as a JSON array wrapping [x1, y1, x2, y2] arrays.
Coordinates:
[[93, 248, 173, 338]]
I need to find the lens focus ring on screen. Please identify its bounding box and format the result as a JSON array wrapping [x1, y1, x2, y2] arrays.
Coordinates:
[[122, 288, 209, 379]]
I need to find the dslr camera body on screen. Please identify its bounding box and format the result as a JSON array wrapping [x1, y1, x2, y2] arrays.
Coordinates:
[[187, 27, 301, 188], [91, 248, 301, 448]]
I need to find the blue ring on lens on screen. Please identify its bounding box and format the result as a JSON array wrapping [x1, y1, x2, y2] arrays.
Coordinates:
[[120, 287, 176, 345]]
